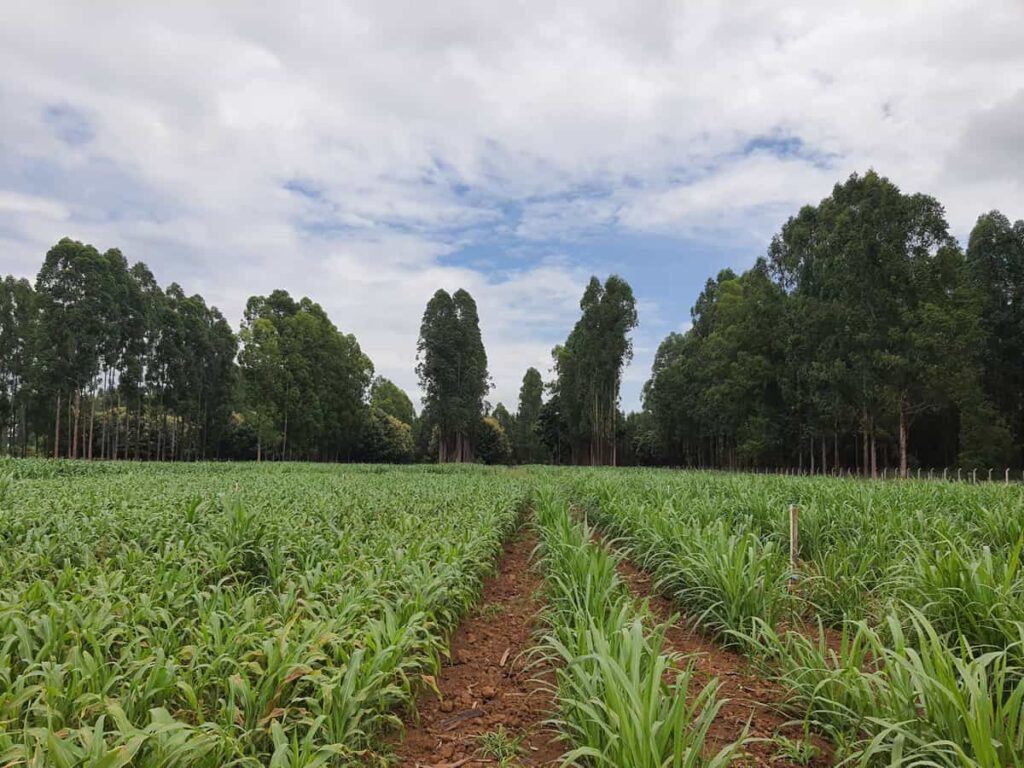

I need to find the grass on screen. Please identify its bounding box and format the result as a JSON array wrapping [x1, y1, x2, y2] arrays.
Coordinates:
[[477, 725, 527, 766]]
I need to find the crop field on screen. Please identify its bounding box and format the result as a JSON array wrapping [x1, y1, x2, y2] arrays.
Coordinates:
[[563, 470, 1024, 766], [0, 461, 526, 766], [1, 461, 1022, 767]]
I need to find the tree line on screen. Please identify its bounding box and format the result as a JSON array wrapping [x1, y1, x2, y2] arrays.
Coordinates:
[[641, 171, 1024, 476], [3, 169, 1020, 472], [0, 238, 636, 466], [0, 238, 419, 462]]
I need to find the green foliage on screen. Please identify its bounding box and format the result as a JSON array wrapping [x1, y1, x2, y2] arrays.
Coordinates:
[[361, 407, 415, 463], [416, 288, 490, 463], [476, 726, 526, 766], [0, 461, 526, 765], [553, 466, 1024, 766], [643, 174, 1024, 473], [532, 487, 744, 767], [551, 276, 637, 466], [239, 290, 373, 461], [513, 367, 548, 464], [966, 211, 1024, 465], [475, 415, 512, 465], [369, 376, 416, 427]]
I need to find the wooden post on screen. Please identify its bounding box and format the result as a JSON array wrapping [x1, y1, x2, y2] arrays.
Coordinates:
[[972, 468, 977, 483], [957, 468, 962, 482], [1007, 468, 1011, 485], [988, 468, 993, 482], [789, 504, 799, 590], [943, 468, 948, 481]]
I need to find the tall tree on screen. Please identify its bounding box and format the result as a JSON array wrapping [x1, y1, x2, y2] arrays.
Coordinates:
[[769, 171, 971, 477], [416, 288, 490, 462], [238, 290, 372, 461], [552, 276, 637, 465], [33, 238, 111, 458], [514, 367, 547, 463], [965, 210, 1024, 466], [0, 277, 35, 456]]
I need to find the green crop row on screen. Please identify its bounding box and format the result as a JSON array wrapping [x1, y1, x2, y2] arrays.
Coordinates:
[[531, 484, 744, 767], [556, 468, 1024, 766], [0, 461, 526, 766]]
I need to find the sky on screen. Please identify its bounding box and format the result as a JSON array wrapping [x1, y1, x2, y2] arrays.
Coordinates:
[[1, 1, 1023, 412]]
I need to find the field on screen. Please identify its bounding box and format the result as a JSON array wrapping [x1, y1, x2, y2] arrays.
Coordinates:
[[1, 461, 1022, 766]]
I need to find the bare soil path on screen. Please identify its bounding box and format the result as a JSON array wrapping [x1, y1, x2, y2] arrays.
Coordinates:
[[613, 553, 833, 767], [389, 528, 564, 768]]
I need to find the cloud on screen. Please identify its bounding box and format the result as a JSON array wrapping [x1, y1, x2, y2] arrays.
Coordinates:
[[1, 0, 1023, 410]]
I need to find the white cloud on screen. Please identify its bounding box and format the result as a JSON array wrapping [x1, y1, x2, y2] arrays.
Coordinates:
[[1, 0, 1023, 410]]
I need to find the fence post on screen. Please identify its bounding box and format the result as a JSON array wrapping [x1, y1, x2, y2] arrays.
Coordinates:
[[943, 468, 948, 481], [1008, 468, 1011, 485], [988, 468, 993, 482], [789, 504, 799, 590], [929, 468, 934, 480], [972, 468, 978, 483], [958, 468, 962, 482], [883, 467, 887, 481]]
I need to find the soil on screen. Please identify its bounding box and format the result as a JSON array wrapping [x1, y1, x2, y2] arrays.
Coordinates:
[[389, 528, 565, 768], [611, 554, 833, 767]]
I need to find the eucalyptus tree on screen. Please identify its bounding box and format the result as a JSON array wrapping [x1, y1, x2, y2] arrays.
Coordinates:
[[965, 210, 1024, 466], [416, 288, 490, 462], [769, 171, 973, 477], [513, 366, 547, 463], [0, 276, 35, 455], [32, 238, 111, 458], [239, 290, 372, 461], [552, 276, 637, 465]]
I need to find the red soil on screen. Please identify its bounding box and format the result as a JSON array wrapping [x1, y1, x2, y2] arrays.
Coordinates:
[[389, 529, 564, 767]]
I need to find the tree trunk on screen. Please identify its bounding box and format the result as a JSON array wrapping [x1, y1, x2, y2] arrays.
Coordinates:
[[113, 391, 120, 460], [135, 401, 142, 460], [88, 391, 95, 460], [821, 434, 827, 475], [282, 407, 288, 461], [862, 409, 870, 477], [54, 391, 61, 459], [68, 391, 76, 459], [870, 427, 878, 480], [899, 398, 909, 479]]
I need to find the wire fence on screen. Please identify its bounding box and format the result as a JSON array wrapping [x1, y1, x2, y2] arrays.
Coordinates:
[[747, 466, 1024, 484]]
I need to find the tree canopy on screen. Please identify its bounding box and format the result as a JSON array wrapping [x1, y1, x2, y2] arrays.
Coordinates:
[[3, 170, 1023, 472], [551, 275, 637, 465], [416, 288, 490, 462]]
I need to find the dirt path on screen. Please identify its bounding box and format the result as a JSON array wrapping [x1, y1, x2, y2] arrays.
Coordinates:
[[390, 528, 564, 768], [613, 554, 832, 767]]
